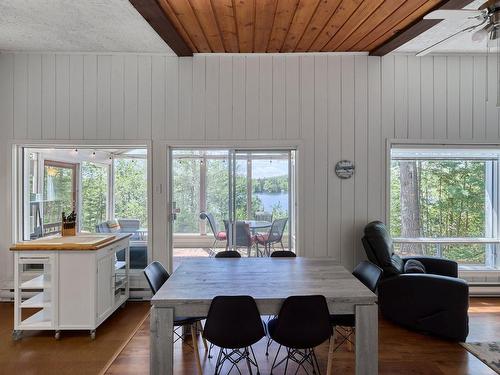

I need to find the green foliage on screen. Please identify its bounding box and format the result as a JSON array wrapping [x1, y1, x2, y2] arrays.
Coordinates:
[[43, 165, 74, 225], [81, 162, 107, 232], [391, 160, 487, 264], [113, 159, 148, 228]]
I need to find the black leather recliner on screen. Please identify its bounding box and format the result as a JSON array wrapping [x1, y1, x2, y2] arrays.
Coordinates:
[[361, 221, 469, 342]]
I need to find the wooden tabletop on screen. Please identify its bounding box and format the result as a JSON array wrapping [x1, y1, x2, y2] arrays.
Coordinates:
[[10, 233, 131, 251], [151, 258, 377, 315]]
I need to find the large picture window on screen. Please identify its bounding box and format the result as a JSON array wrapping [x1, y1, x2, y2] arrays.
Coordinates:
[[390, 147, 499, 269]]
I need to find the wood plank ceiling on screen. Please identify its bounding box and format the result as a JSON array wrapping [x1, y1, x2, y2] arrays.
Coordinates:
[[153, 0, 451, 54]]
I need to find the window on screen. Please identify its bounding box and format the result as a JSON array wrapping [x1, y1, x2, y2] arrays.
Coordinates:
[[390, 147, 499, 269], [21, 147, 149, 270]]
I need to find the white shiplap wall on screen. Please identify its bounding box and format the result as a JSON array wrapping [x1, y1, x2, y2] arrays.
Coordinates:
[[0, 52, 499, 287]]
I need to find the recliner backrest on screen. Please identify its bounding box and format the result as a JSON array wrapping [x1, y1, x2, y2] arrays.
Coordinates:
[[362, 221, 404, 277]]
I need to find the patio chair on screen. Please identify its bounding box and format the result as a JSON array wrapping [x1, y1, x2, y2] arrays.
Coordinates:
[[199, 212, 227, 256], [255, 211, 273, 222], [223, 220, 257, 257], [255, 218, 288, 257]]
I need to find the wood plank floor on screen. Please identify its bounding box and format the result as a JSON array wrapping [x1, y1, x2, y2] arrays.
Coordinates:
[[107, 298, 500, 375]]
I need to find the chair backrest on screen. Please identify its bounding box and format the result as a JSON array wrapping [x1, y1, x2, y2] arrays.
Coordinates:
[[270, 250, 296, 258], [268, 218, 288, 243], [214, 250, 241, 258], [200, 212, 218, 235], [224, 220, 253, 247], [352, 261, 383, 293], [203, 295, 265, 349], [272, 295, 331, 349], [118, 219, 140, 232], [95, 222, 110, 233], [362, 221, 404, 277], [143, 261, 170, 294], [255, 211, 273, 222]]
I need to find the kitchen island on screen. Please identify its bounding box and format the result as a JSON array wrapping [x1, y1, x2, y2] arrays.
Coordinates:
[[10, 233, 131, 340]]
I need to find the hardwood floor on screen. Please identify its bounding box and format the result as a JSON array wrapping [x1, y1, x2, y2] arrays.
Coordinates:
[[107, 298, 500, 375]]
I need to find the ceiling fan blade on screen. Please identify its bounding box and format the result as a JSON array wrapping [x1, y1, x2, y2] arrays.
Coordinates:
[[424, 9, 484, 20], [416, 24, 481, 56], [479, 0, 496, 10]]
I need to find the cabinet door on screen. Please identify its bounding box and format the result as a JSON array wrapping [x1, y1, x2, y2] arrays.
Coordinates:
[[96, 253, 113, 322]]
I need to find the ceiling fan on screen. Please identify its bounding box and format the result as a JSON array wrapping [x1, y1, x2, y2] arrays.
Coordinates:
[[416, 0, 500, 106]]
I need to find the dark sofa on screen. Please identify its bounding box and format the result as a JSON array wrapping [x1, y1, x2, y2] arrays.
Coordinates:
[[362, 221, 469, 341]]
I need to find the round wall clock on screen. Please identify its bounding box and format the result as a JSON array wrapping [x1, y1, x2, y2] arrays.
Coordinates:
[[335, 160, 355, 179]]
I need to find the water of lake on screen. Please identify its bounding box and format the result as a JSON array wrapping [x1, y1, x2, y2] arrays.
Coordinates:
[[255, 192, 289, 213]]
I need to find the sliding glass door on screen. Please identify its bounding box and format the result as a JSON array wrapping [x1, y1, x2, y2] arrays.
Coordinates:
[[170, 148, 295, 268]]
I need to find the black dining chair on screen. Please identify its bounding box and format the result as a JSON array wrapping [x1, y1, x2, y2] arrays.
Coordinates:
[[267, 295, 332, 375], [270, 250, 296, 258], [143, 261, 207, 374], [203, 296, 265, 375], [214, 250, 241, 258], [326, 261, 383, 374]]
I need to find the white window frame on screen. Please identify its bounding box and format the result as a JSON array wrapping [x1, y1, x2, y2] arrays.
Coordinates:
[[386, 139, 500, 272]]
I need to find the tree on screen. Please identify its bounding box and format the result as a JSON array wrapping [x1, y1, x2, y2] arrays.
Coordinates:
[[399, 161, 421, 254]]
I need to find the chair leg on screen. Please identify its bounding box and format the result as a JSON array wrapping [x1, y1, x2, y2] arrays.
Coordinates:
[[190, 324, 203, 374], [326, 330, 336, 375], [197, 321, 208, 352], [347, 328, 354, 352], [280, 240, 285, 251]]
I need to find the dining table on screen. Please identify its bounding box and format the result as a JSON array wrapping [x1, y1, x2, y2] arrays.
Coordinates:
[[150, 257, 378, 375]]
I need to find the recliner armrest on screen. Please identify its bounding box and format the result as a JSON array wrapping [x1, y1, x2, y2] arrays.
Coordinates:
[[379, 274, 468, 311], [403, 256, 458, 277]]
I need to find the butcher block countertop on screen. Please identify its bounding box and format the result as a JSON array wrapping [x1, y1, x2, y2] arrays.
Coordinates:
[[10, 233, 131, 251]]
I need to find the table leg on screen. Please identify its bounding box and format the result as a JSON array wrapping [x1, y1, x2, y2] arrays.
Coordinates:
[[355, 304, 378, 375], [151, 306, 174, 375]]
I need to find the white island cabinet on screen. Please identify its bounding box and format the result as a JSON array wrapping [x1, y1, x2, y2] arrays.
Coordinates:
[[11, 234, 130, 340]]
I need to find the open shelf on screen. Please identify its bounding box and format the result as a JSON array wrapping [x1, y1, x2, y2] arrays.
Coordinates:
[[21, 292, 51, 308], [19, 309, 52, 328], [21, 274, 50, 289]]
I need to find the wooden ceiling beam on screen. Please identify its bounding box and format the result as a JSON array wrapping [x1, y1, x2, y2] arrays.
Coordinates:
[[130, 0, 193, 56], [369, 0, 477, 56]]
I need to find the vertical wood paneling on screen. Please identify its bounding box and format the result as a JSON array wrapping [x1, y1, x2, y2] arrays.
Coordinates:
[[407, 56, 421, 139], [473, 56, 486, 140], [124, 55, 138, 140], [245, 56, 259, 140], [327, 55, 342, 262], [178, 58, 193, 140], [285, 56, 300, 139], [69, 55, 84, 140], [83, 55, 98, 139], [192, 55, 206, 140], [300, 55, 315, 258], [205, 56, 219, 140], [433, 56, 447, 139], [259, 56, 273, 140], [55, 55, 70, 140], [13, 54, 28, 139], [447, 56, 460, 139], [394, 55, 407, 139], [0, 54, 14, 140], [459, 56, 473, 140], [4, 52, 500, 272], [420, 57, 434, 139], [232, 56, 246, 138], [151, 56, 166, 140], [367, 57, 382, 222], [137, 55, 152, 140], [27, 54, 42, 139], [97, 55, 111, 140], [340, 55, 356, 271], [354, 55, 368, 266], [313, 55, 328, 257], [165, 57, 178, 140], [219, 57, 233, 140], [272, 56, 286, 140], [110, 55, 124, 140]]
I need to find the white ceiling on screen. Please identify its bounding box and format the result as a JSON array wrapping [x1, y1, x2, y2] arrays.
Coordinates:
[[396, 0, 491, 55], [0, 0, 174, 54]]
